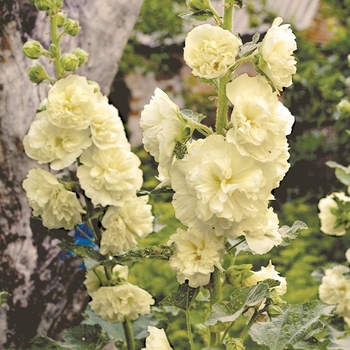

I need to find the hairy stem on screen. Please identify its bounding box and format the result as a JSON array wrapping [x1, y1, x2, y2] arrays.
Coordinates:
[[50, 12, 64, 79]]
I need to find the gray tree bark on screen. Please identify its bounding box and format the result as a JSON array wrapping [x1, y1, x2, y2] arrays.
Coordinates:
[[0, 0, 143, 348]]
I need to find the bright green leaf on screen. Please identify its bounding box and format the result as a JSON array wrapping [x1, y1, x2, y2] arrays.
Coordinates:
[[206, 283, 270, 326], [28, 335, 64, 350], [179, 10, 214, 21], [249, 301, 336, 350], [160, 283, 199, 311]]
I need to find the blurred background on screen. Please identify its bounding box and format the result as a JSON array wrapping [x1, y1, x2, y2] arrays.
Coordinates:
[[1, 0, 350, 348]]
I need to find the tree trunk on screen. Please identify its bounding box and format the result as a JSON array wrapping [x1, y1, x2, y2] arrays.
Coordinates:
[[0, 0, 143, 348]]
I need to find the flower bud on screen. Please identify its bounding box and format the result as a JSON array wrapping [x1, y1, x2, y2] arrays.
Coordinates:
[[226, 338, 246, 350], [55, 0, 63, 8], [22, 40, 45, 59], [49, 43, 58, 57], [186, 0, 210, 12], [56, 12, 66, 27], [267, 304, 284, 317], [61, 53, 79, 72], [27, 64, 50, 84], [63, 18, 80, 36], [72, 48, 89, 66], [337, 99, 350, 118], [226, 264, 254, 288], [34, 0, 53, 11]]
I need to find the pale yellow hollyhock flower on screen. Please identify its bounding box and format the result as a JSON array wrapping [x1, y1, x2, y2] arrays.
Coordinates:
[[89, 283, 154, 323], [168, 227, 226, 288], [90, 96, 130, 150], [319, 265, 350, 318], [100, 196, 154, 254], [318, 192, 350, 236], [22, 168, 85, 230], [184, 24, 242, 79], [84, 265, 129, 297], [231, 206, 282, 254], [23, 110, 92, 170], [77, 145, 142, 207], [226, 74, 294, 162], [142, 326, 173, 350], [258, 17, 297, 92], [46, 74, 97, 130], [243, 260, 287, 296], [170, 135, 269, 236]]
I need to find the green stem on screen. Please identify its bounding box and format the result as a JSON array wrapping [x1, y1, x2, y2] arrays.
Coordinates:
[[240, 309, 259, 341], [208, 3, 223, 25], [226, 238, 246, 253], [209, 268, 222, 345], [215, 0, 235, 135], [50, 13, 64, 79], [75, 224, 96, 245], [122, 319, 135, 350], [186, 309, 196, 350]]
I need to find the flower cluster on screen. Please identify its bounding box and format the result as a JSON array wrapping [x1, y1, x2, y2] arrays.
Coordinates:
[[140, 17, 297, 287]]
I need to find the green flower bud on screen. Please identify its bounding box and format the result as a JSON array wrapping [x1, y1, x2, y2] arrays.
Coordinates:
[[61, 53, 79, 72], [34, 0, 53, 11], [72, 48, 89, 66], [186, 0, 210, 12], [226, 264, 254, 288], [226, 338, 246, 350], [22, 40, 45, 59], [63, 18, 80, 36], [55, 0, 63, 8], [27, 64, 51, 84], [267, 304, 284, 317], [49, 43, 58, 57], [56, 12, 67, 27]]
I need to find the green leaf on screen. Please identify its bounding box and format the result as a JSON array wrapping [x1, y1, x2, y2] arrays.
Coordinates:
[[279, 221, 308, 246], [179, 10, 214, 21], [83, 306, 124, 342], [160, 283, 199, 311], [206, 283, 270, 326], [0, 291, 10, 307], [326, 161, 350, 186], [28, 335, 65, 350], [249, 301, 336, 350], [62, 324, 108, 350], [84, 256, 100, 271], [238, 33, 261, 57]]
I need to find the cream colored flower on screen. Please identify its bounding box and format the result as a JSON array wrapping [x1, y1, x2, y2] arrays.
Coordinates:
[[318, 192, 350, 236], [77, 145, 143, 206], [258, 17, 297, 92], [232, 207, 282, 254], [170, 135, 269, 236], [140, 88, 190, 181], [46, 75, 97, 130], [89, 283, 155, 323], [319, 265, 350, 318], [168, 227, 226, 288], [23, 110, 92, 170], [100, 196, 154, 254], [184, 24, 242, 79], [226, 74, 294, 162], [243, 260, 287, 296], [22, 168, 85, 230], [90, 99, 130, 150], [142, 326, 173, 350], [84, 265, 129, 297]]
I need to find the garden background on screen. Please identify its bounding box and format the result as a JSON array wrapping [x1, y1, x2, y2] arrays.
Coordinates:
[[1, 0, 350, 348]]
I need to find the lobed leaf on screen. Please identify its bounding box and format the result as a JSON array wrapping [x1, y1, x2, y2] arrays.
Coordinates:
[[160, 283, 199, 311]]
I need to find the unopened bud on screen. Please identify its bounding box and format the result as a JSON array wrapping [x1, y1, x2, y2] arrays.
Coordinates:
[[186, 0, 210, 12], [56, 12, 66, 27], [34, 0, 53, 11], [63, 18, 80, 36], [22, 40, 45, 59], [226, 338, 246, 350], [267, 305, 284, 317], [61, 53, 79, 72], [27, 64, 51, 84], [49, 43, 58, 57], [72, 48, 89, 66], [55, 0, 63, 8]]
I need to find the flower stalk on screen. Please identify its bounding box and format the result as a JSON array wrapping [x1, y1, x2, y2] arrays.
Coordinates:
[[122, 319, 136, 350], [50, 11, 64, 79]]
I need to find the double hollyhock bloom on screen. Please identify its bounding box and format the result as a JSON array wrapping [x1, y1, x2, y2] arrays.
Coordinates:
[[140, 17, 297, 287]]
